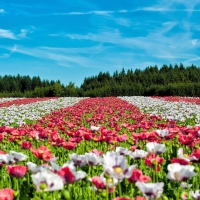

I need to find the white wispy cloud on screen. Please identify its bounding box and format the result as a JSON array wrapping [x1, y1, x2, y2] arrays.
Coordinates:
[[135, 7, 200, 12], [54, 9, 128, 16], [0, 29, 17, 40], [53, 4, 200, 17], [0, 44, 18, 58], [0, 45, 110, 69], [137, 7, 169, 12], [0, 28, 32, 40], [54, 10, 113, 16], [136, 0, 200, 13], [53, 19, 199, 66], [18, 29, 29, 38], [3, 18, 199, 68]]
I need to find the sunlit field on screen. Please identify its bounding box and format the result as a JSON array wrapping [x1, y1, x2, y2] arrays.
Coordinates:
[[0, 96, 200, 200]]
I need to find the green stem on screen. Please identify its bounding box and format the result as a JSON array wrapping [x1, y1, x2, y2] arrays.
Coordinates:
[[118, 182, 122, 197], [130, 184, 134, 197], [176, 187, 180, 200], [106, 184, 109, 200]]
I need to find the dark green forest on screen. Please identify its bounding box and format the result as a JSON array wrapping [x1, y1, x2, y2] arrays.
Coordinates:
[[1, 63, 200, 97], [80, 63, 200, 97], [0, 75, 79, 97]]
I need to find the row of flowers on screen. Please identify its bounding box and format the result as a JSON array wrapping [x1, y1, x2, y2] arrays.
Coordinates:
[[0, 98, 24, 104], [0, 97, 200, 199], [151, 96, 200, 105], [0, 97, 58, 108], [0, 97, 85, 127], [120, 96, 200, 126]]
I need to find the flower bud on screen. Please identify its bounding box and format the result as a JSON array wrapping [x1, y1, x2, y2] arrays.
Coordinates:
[[101, 191, 107, 198], [161, 195, 169, 200], [62, 190, 70, 199], [39, 183, 47, 190], [195, 166, 199, 172], [152, 160, 157, 166], [14, 191, 19, 197]]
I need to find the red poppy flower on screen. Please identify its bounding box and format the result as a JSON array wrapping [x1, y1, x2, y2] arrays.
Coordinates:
[[63, 142, 77, 150], [178, 134, 194, 146], [21, 141, 32, 149], [31, 145, 54, 161], [6, 165, 27, 178], [83, 133, 93, 141], [57, 166, 75, 184], [170, 158, 191, 165], [0, 188, 15, 200], [89, 176, 105, 189], [190, 149, 200, 162], [128, 169, 151, 183], [145, 154, 164, 172]]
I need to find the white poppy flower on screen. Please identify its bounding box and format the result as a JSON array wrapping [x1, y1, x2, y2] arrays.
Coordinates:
[[69, 153, 87, 167], [0, 154, 15, 164], [31, 171, 64, 191], [85, 152, 102, 166], [74, 171, 87, 181], [190, 190, 200, 200], [9, 151, 28, 162], [166, 163, 196, 181], [91, 126, 100, 131], [146, 142, 167, 154], [135, 181, 164, 200], [129, 149, 148, 160], [49, 160, 61, 172], [116, 147, 131, 156], [0, 150, 28, 165], [27, 162, 52, 174], [156, 129, 171, 137], [177, 148, 190, 161], [103, 151, 136, 181]]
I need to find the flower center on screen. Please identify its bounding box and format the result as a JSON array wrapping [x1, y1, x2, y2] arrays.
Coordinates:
[[174, 172, 181, 181], [106, 178, 113, 184], [114, 167, 123, 174]]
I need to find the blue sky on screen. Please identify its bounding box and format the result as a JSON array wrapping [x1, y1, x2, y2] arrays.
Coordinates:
[[0, 0, 200, 87]]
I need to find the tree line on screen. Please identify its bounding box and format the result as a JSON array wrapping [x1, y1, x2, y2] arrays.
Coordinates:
[[80, 63, 200, 97], [0, 75, 79, 97], [0, 63, 200, 97]]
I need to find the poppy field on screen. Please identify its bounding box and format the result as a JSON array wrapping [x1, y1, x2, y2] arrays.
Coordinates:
[[0, 96, 200, 200]]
